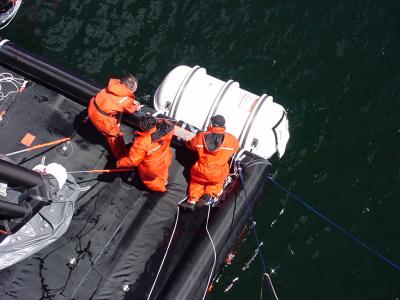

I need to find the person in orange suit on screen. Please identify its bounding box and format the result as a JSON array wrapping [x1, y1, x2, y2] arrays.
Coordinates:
[[180, 115, 239, 211], [117, 115, 174, 192], [88, 74, 140, 159]]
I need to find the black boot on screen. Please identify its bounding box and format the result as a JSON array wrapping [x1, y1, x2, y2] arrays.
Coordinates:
[[179, 202, 196, 211], [196, 194, 212, 208]]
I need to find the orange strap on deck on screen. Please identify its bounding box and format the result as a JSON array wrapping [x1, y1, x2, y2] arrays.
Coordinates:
[[6, 137, 71, 157], [67, 168, 134, 174]]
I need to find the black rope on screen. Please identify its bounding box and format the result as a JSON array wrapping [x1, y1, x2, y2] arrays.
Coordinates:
[[267, 176, 400, 272]]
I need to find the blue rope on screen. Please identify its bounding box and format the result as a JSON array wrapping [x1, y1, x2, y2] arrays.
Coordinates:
[[237, 162, 277, 300], [267, 176, 400, 272]]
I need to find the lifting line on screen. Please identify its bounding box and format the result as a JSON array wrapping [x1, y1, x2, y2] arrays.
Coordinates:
[[146, 198, 218, 300], [146, 197, 187, 300], [267, 176, 400, 272], [202, 205, 217, 300]]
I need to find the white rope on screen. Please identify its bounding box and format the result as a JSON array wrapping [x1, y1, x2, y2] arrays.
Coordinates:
[[201, 205, 217, 300], [264, 273, 279, 300], [146, 196, 187, 300], [0, 73, 27, 102]]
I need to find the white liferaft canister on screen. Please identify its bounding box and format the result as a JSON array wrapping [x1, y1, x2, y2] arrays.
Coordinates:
[[154, 65, 289, 159]]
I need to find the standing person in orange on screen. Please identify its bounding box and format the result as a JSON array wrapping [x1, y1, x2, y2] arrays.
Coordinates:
[[88, 74, 141, 159], [180, 115, 239, 211], [117, 115, 174, 192]]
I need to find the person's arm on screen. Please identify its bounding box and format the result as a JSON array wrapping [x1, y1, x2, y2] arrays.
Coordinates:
[[117, 142, 146, 168], [186, 133, 201, 151], [233, 136, 240, 152], [122, 96, 141, 114]]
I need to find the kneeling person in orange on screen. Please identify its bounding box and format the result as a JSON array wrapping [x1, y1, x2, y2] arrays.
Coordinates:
[[181, 115, 239, 210], [88, 74, 140, 159], [116, 116, 174, 192]]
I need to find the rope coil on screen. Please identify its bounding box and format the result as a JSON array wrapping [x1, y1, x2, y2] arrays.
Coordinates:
[[0, 73, 27, 102]]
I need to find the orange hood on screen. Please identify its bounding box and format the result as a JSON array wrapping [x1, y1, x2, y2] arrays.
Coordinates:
[[106, 79, 134, 98]]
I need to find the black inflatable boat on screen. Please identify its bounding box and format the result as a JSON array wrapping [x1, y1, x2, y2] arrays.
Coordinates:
[[0, 38, 289, 299]]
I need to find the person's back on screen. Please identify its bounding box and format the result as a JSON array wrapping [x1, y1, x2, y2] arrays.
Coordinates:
[[91, 78, 138, 117], [117, 116, 174, 192], [188, 126, 238, 185], [182, 115, 239, 210]]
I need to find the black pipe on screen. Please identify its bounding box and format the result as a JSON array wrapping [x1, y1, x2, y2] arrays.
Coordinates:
[[0, 161, 48, 232], [0, 38, 101, 106], [0, 181, 52, 233], [0, 200, 26, 219], [1, 196, 46, 234], [0, 160, 42, 188]]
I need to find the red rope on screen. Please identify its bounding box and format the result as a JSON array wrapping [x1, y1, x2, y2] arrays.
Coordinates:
[[0, 229, 8, 235]]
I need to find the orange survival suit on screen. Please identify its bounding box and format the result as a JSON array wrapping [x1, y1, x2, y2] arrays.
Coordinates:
[[88, 79, 140, 159], [187, 125, 239, 203], [117, 118, 174, 192]]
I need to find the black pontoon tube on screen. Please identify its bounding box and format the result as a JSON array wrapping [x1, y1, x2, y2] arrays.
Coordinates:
[[0, 159, 42, 188], [1, 193, 47, 234], [0, 160, 50, 233], [0, 38, 101, 105], [0, 200, 26, 219]]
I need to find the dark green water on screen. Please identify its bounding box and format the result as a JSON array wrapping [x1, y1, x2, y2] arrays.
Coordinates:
[[3, 0, 400, 299]]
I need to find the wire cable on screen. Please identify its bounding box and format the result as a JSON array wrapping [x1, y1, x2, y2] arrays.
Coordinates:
[[146, 197, 187, 300], [202, 205, 217, 300], [268, 176, 400, 272]]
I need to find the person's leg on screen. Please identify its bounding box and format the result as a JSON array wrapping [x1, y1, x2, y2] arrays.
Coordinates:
[[144, 178, 167, 192], [106, 134, 128, 159], [205, 181, 224, 198], [89, 107, 127, 159], [188, 181, 205, 203], [179, 181, 204, 211], [141, 170, 167, 192]]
